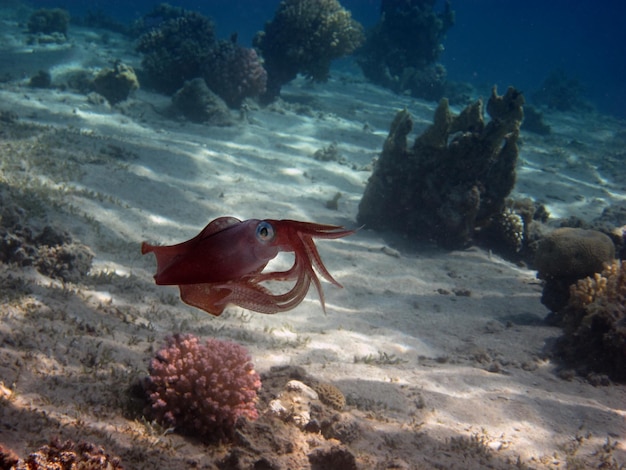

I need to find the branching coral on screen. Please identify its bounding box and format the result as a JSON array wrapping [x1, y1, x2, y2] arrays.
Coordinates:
[[558, 260, 626, 381], [144, 333, 262, 440], [254, 0, 364, 100]]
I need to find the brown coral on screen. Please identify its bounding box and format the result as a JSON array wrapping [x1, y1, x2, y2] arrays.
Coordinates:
[[357, 86, 523, 249], [535, 227, 616, 314], [314, 382, 346, 411], [93, 61, 139, 105], [535, 227, 615, 280], [557, 261, 626, 381]]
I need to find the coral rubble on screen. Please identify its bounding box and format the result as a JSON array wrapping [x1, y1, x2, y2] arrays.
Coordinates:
[[0, 201, 93, 283], [254, 0, 364, 100], [357, 86, 524, 249], [144, 333, 262, 441], [0, 438, 123, 470]]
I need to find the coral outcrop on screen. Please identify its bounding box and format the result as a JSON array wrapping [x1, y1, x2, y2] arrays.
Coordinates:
[[357, 0, 454, 101], [28, 70, 52, 89], [521, 105, 551, 135], [135, 5, 267, 108], [144, 333, 262, 441], [136, 6, 217, 95], [357, 86, 524, 249], [27, 8, 70, 36], [202, 38, 267, 108], [556, 260, 626, 381], [531, 68, 590, 112], [93, 61, 139, 105], [535, 228, 615, 280], [254, 0, 364, 100], [535, 227, 616, 314], [171, 78, 232, 125]]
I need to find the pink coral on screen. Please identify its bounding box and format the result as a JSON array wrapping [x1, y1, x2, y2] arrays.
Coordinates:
[[144, 333, 261, 440]]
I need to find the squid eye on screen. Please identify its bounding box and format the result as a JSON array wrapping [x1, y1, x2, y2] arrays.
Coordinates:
[[255, 221, 275, 242]]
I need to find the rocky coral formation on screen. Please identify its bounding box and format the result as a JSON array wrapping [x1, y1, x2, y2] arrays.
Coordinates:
[[171, 78, 232, 125], [93, 61, 139, 105], [357, 0, 454, 101], [521, 105, 551, 135], [202, 38, 267, 108], [28, 70, 52, 89], [556, 260, 626, 381], [535, 227, 616, 315], [254, 0, 364, 100], [144, 333, 262, 441], [0, 438, 123, 470], [357, 86, 524, 249], [268, 379, 320, 429]]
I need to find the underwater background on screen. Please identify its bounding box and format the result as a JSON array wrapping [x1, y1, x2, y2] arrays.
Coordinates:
[[25, 0, 626, 118], [1, 0, 625, 468]]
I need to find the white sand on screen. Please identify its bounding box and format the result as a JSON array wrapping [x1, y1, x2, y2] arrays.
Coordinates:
[[0, 21, 625, 468]]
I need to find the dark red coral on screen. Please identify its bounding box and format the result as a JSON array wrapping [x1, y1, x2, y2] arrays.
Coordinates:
[[144, 333, 262, 440], [203, 40, 267, 108]]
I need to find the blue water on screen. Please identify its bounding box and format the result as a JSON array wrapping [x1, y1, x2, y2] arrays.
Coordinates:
[[23, 0, 626, 118]]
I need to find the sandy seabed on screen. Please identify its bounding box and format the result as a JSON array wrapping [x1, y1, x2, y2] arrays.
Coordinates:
[[0, 19, 625, 469]]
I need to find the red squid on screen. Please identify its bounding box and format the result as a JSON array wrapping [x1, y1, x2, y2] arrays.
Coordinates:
[[141, 217, 355, 315]]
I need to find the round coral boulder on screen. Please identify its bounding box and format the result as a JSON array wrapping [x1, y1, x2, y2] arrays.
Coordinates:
[[144, 333, 261, 440], [535, 227, 615, 279]]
